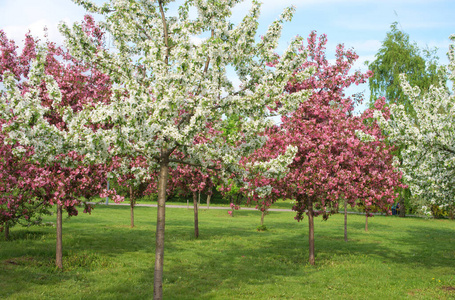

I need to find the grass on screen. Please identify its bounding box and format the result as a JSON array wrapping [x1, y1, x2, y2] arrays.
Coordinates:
[[1, 204, 455, 299]]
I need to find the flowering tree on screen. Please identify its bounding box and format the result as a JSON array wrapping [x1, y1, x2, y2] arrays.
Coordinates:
[[366, 23, 449, 217], [376, 35, 455, 217], [0, 26, 116, 268], [0, 124, 52, 240], [1, 1, 312, 298], [244, 32, 402, 264], [353, 98, 405, 232], [116, 155, 151, 228], [169, 163, 215, 238]]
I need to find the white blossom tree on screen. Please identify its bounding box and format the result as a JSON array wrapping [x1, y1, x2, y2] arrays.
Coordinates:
[[1, 1, 311, 298], [375, 35, 454, 217]]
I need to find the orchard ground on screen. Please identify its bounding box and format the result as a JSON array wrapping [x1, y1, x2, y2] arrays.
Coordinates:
[[1, 203, 454, 299]]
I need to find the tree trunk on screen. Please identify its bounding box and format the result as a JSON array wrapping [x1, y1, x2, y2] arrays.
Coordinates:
[[307, 198, 315, 265], [399, 196, 406, 218], [130, 185, 135, 228], [56, 203, 63, 270], [153, 156, 170, 300], [193, 191, 199, 239], [206, 193, 211, 209], [4, 223, 9, 241], [365, 214, 369, 232], [344, 199, 348, 242], [105, 179, 110, 205], [261, 210, 265, 226]]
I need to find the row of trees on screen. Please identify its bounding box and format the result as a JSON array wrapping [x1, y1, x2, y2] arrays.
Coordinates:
[[0, 2, 312, 298], [1, 1, 453, 299]]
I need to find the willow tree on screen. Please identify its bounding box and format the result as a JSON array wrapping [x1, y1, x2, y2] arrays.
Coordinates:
[[2, 1, 312, 298], [366, 22, 446, 112]]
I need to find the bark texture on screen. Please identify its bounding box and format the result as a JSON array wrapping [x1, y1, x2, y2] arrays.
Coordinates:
[[206, 193, 211, 209], [344, 199, 348, 242], [4, 223, 9, 241], [56, 203, 63, 270], [307, 198, 315, 265], [193, 191, 199, 238], [153, 153, 170, 300], [130, 185, 135, 228], [399, 196, 406, 218]]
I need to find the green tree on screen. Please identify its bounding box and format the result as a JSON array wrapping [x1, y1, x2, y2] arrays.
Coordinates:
[[366, 22, 446, 115]]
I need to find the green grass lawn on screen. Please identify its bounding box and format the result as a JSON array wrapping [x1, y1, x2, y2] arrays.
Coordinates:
[[1, 205, 454, 299]]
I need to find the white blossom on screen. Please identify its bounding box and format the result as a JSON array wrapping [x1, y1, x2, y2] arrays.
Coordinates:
[[376, 35, 455, 214], [0, 0, 312, 184]]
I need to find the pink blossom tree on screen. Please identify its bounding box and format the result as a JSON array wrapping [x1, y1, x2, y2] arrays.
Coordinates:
[[244, 32, 403, 265], [0, 123, 51, 240], [0, 20, 119, 267], [115, 155, 151, 228], [169, 163, 215, 238]]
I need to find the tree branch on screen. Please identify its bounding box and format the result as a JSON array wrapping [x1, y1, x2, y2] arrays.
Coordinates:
[[158, 0, 170, 66]]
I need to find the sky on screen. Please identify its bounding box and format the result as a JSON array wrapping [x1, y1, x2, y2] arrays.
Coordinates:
[[1, 0, 454, 112]]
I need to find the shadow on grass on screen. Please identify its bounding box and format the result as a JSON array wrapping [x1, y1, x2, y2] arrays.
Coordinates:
[[3, 229, 51, 242], [1, 206, 454, 299]]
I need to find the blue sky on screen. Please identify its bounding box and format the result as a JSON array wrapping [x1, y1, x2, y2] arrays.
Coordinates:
[[1, 0, 454, 112]]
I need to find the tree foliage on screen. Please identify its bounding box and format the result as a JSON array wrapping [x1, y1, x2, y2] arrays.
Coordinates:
[[0, 26, 116, 266], [1, 1, 313, 297], [243, 32, 403, 264], [366, 22, 446, 115], [375, 35, 455, 217]]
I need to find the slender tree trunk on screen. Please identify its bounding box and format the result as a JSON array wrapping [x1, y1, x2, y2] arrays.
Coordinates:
[[344, 199, 348, 242], [399, 196, 406, 218], [261, 210, 265, 226], [206, 193, 211, 209], [193, 191, 199, 238], [56, 203, 63, 270], [153, 155, 170, 300], [130, 185, 135, 228], [4, 223, 9, 241], [365, 214, 369, 232], [307, 198, 315, 265]]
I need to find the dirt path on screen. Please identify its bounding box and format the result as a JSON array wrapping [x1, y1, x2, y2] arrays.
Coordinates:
[[102, 202, 291, 212]]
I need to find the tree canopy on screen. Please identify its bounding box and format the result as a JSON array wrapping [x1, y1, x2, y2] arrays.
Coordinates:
[[375, 35, 455, 217], [0, 1, 313, 298], [366, 22, 446, 115]]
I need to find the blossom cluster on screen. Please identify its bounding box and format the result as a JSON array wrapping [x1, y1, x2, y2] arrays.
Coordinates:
[[243, 32, 403, 220], [377, 35, 455, 213]]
